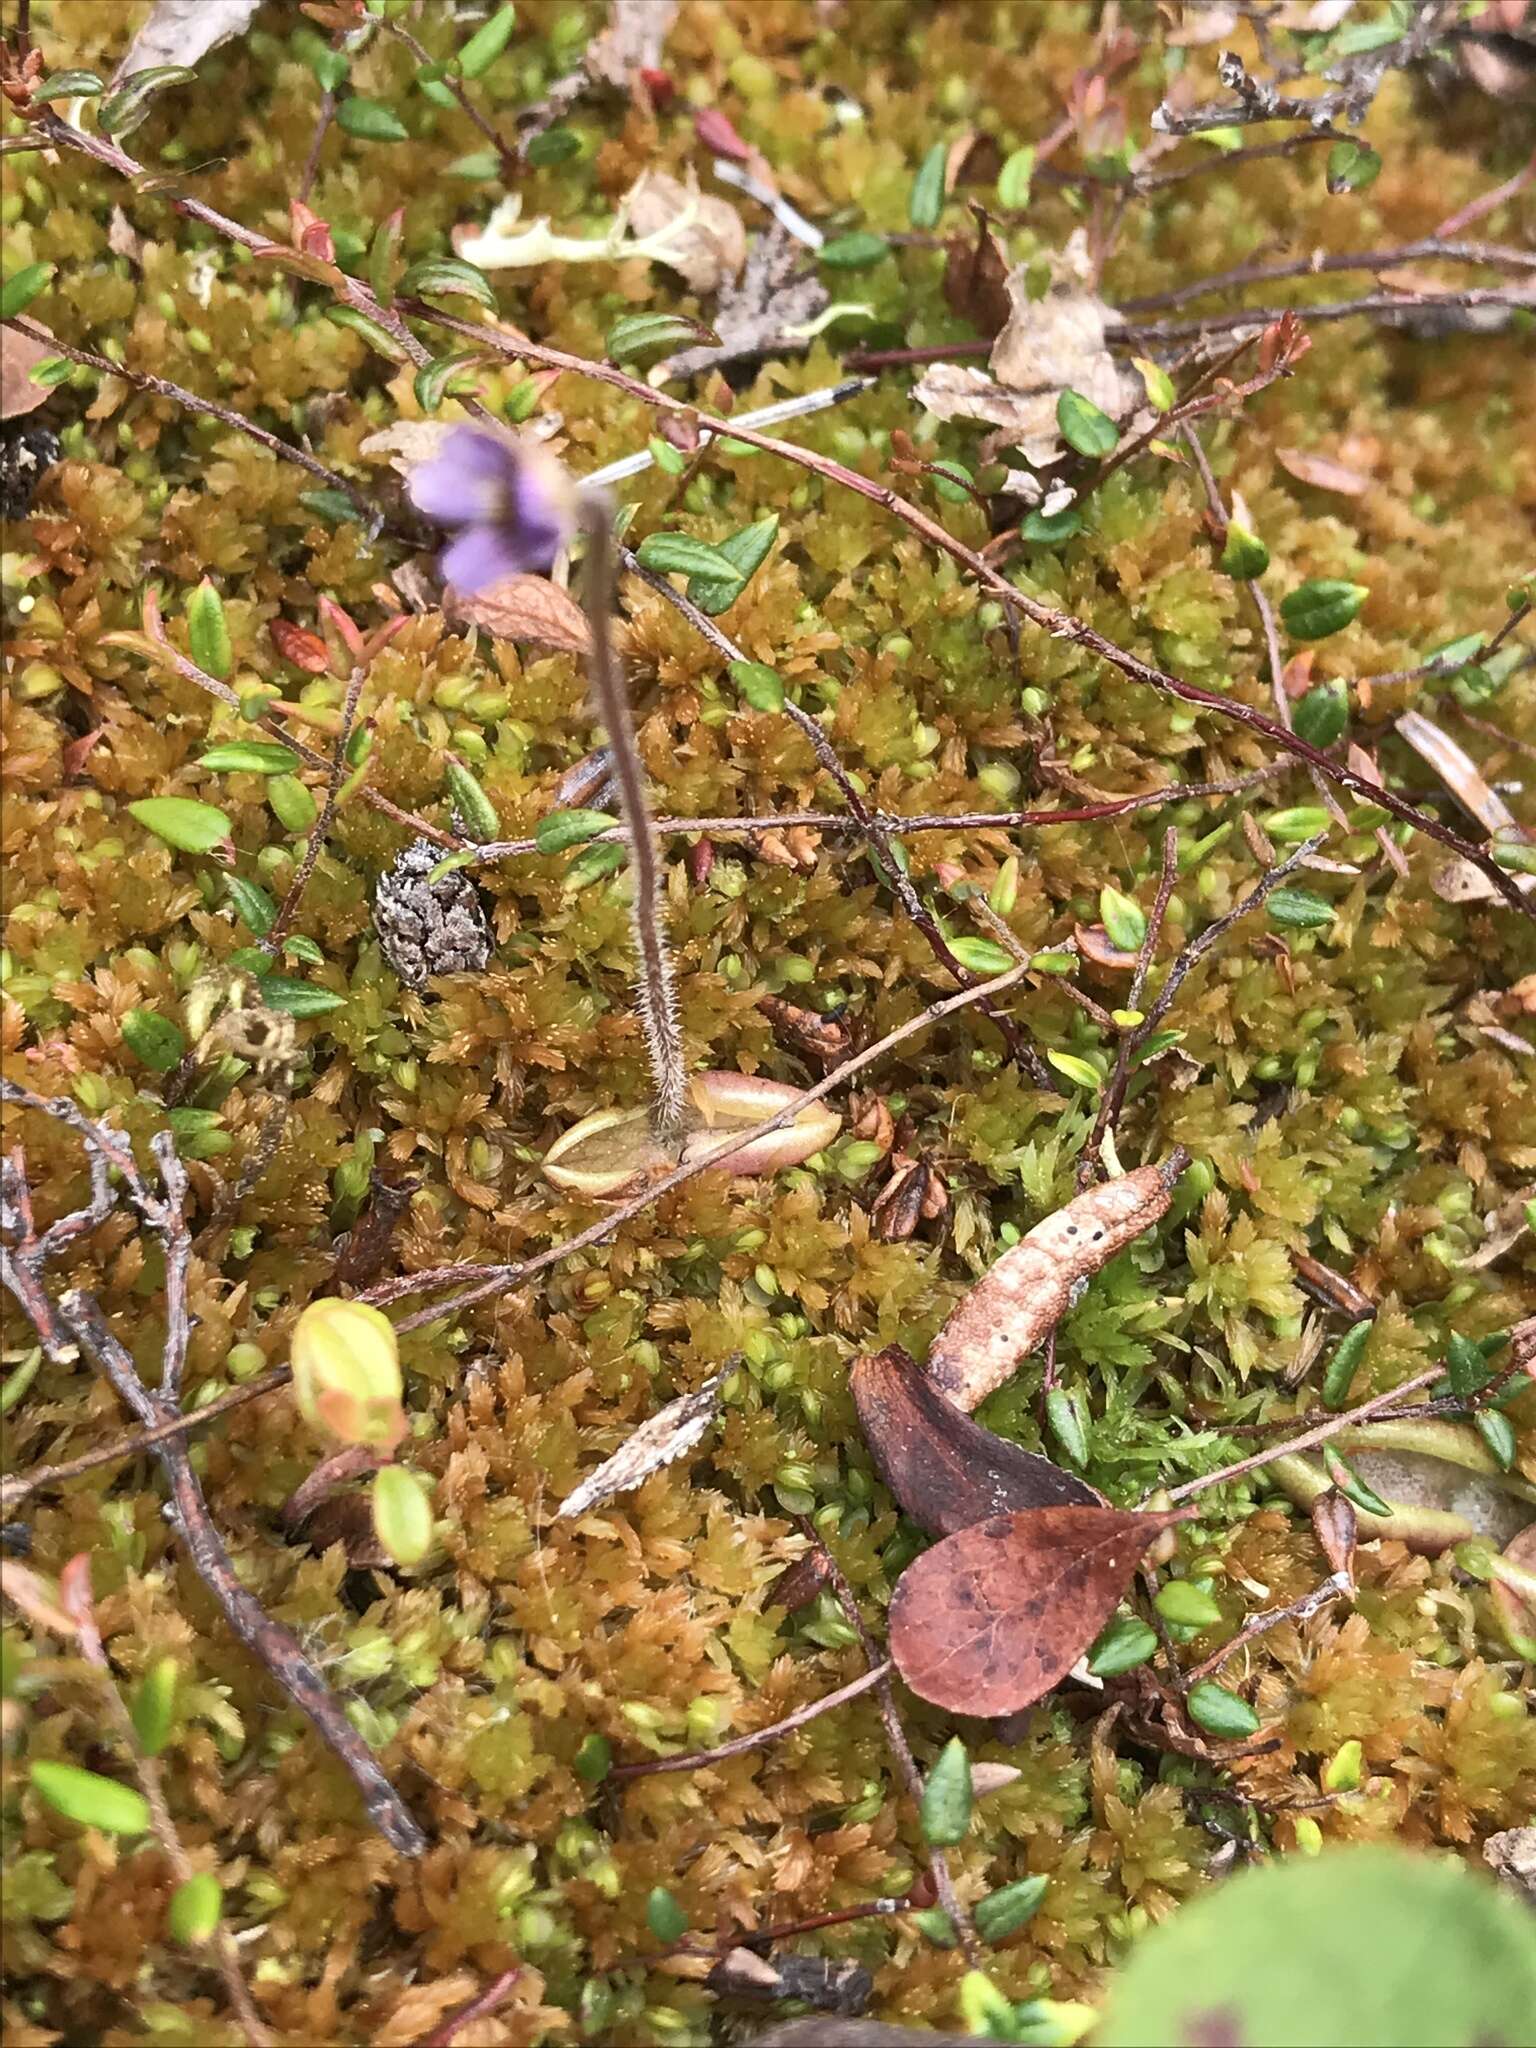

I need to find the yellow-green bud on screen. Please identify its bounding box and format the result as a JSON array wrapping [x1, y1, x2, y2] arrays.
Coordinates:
[[290, 1298, 405, 1449]]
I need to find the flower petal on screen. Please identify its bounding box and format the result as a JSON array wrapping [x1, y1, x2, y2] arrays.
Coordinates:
[[440, 523, 532, 595], [406, 429, 518, 524]]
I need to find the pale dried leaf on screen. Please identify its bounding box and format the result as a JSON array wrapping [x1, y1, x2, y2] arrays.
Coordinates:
[[1167, 3, 1241, 43], [447, 574, 592, 655], [1432, 859, 1536, 906], [112, 0, 261, 83], [1277, 447, 1372, 495], [556, 1373, 725, 1518], [1, 322, 53, 421], [1395, 710, 1519, 836], [586, 0, 679, 88], [625, 170, 747, 293], [0, 1561, 78, 1637], [660, 226, 826, 379], [107, 206, 145, 266]]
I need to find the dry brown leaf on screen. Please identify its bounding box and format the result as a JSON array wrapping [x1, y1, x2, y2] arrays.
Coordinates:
[[659, 226, 826, 380], [107, 206, 145, 266], [624, 169, 746, 293], [111, 0, 261, 83], [447, 575, 592, 655], [1395, 709, 1519, 837], [586, 0, 679, 88], [1, 322, 53, 421], [556, 1373, 724, 1518], [1276, 447, 1372, 495], [915, 231, 1131, 467], [942, 211, 1012, 336]]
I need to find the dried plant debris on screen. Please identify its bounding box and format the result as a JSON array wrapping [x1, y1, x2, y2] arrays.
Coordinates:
[[110, 0, 261, 84], [707, 1948, 873, 2015], [657, 227, 828, 381], [373, 839, 494, 988], [625, 169, 747, 294], [555, 1372, 725, 1519], [0, 420, 60, 519]]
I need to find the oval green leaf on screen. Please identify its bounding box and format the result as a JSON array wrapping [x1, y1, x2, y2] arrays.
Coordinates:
[[336, 96, 410, 142], [371, 1463, 434, 1565], [167, 1871, 223, 1945], [198, 742, 298, 775], [31, 1760, 150, 1836], [128, 796, 232, 856], [920, 1736, 973, 1849], [1057, 388, 1119, 459], [1279, 578, 1368, 641]]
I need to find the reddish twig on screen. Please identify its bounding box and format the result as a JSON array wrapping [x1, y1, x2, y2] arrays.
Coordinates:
[[414, 1969, 523, 2048]]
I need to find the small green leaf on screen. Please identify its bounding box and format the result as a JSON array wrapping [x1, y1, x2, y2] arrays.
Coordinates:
[[371, 1464, 434, 1565], [413, 350, 486, 412], [1321, 1445, 1392, 1517], [912, 1906, 957, 1948], [31, 69, 105, 101], [1219, 523, 1269, 580], [1155, 1580, 1222, 1628], [129, 797, 232, 857], [920, 1736, 973, 1849], [167, 1872, 222, 1946], [1184, 1681, 1260, 1738], [573, 1732, 612, 1782], [225, 875, 276, 937], [1087, 1613, 1158, 1678], [1325, 139, 1382, 194], [458, 2, 517, 77], [1264, 806, 1331, 843], [1020, 502, 1083, 543], [1266, 886, 1336, 932], [928, 459, 974, 504], [646, 1885, 688, 1942], [535, 808, 616, 854], [1293, 678, 1349, 748], [1445, 1331, 1500, 1402], [1047, 1049, 1102, 1090], [996, 144, 1035, 211], [607, 311, 717, 362], [398, 257, 497, 308], [974, 1874, 1048, 1945], [687, 513, 780, 616], [30, 1761, 150, 1836], [648, 435, 686, 476], [281, 934, 324, 967], [324, 304, 410, 362], [1280, 579, 1368, 641], [130, 1656, 178, 1756], [1321, 1320, 1372, 1409], [0, 263, 55, 321], [727, 659, 786, 713], [185, 579, 232, 680], [949, 936, 1017, 976], [122, 1009, 187, 1074], [268, 774, 318, 834], [306, 45, 348, 92], [257, 977, 345, 1017], [634, 532, 740, 582], [299, 488, 359, 525], [97, 64, 196, 136], [1133, 356, 1175, 412], [909, 141, 948, 228], [817, 231, 891, 270], [563, 841, 627, 889], [198, 742, 297, 775], [446, 149, 501, 179], [1099, 885, 1146, 953], [526, 125, 580, 166], [444, 758, 499, 842], [1056, 388, 1119, 459], [336, 96, 409, 142], [1045, 1388, 1089, 1466]]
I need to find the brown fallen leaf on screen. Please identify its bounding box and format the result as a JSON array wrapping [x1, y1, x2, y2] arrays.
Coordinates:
[[888, 1504, 1186, 1717], [850, 1343, 1101, 1537], [1, 321, 53, 421], [926, 1154, 1188, 1412], [659, 226, 827, 381], [1276, 447, 1371, 496], [624, 169, 747, 293], [556, 1372, 725, 1518], [446, 574, 592, 655], [942, 207, 1012, 336], [1395, 709, 1520, 838]]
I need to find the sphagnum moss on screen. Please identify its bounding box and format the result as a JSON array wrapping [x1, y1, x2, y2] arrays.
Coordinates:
[[2, 2, 1534, 2043]]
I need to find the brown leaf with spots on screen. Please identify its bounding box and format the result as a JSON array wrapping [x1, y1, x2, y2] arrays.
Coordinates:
[[446, 575, 593, 655], [888, 1504, 1185, 1716], [851, 1344, 1101, 1537], [1276, 447, 1371, 496]]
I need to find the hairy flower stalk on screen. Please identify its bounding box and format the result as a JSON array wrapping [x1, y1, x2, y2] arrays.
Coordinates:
[[579, 491, 691, 1144]]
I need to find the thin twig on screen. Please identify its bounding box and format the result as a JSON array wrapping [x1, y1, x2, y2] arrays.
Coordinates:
[[264, 662, 368, 953], [1181, 1573, 1351, 1689], [807, 1526, 980, 1967], [1117, 239, 1536, 316], [379, 16, 519, 182], [414, 1969, 523, 2048], [609, 1662, 892, 1780], [1116, 287, 1532, 346], [1078, 826, 1180, 1186]]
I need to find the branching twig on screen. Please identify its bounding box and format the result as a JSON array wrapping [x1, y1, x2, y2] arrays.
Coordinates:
[[1078, 826, 1180, 1185], [1117, 238, 1536, 316]]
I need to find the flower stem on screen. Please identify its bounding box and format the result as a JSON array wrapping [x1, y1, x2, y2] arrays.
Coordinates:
[[577, 494, 690, 1144]]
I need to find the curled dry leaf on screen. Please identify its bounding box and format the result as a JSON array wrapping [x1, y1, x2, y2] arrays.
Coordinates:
[[542, 1071, 840, 1194], [624, 170, 747, 293], [1271, 1418, 1536, 1553], [758, 995, 853, 1071], [111, 0, 261, 84], [1276, 447, 1372, 496], [888, 1505, 1188, 1717], [1308, 1487, 1358, 1584], [850, 1343, 1101, 1537], [926, 1153, 1188, 1412], [446, 574, 592, 656], [1488, 1522, 1536, 1660], [1395, 710, 1520, 838], [914, 230, 1133, 469], [556, 1372, 724, 1518]]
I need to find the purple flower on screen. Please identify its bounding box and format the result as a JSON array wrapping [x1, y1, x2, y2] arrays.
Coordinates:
[[407, 428, 574, 594]]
